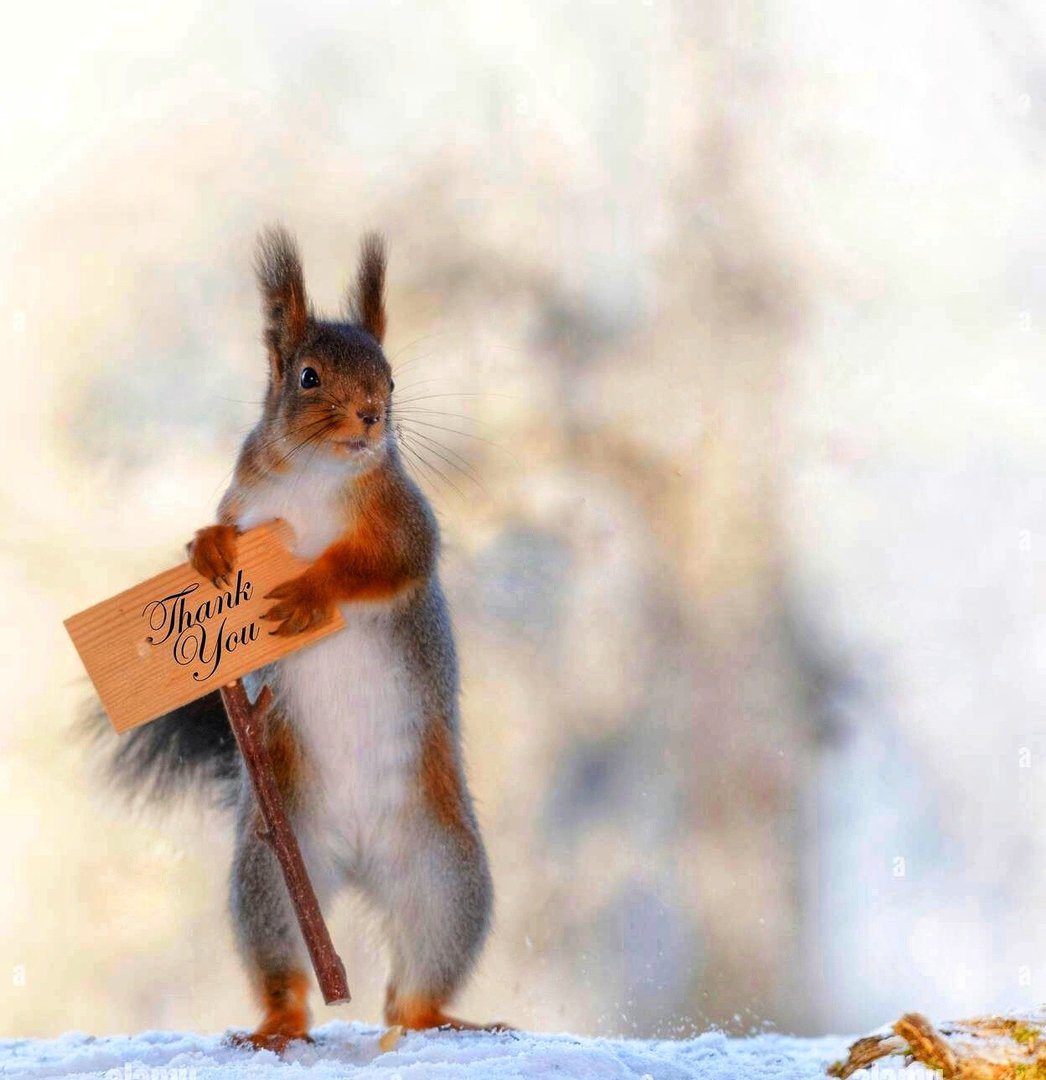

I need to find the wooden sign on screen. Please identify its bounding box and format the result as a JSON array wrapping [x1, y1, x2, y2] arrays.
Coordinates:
[[64, 517, 352, 1006], [64, 520, 344, 733], [65, 517, 352, 1005]]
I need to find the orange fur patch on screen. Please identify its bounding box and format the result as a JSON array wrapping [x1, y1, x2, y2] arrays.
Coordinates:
[[257, 460, 434, 638], [297, 464, 427, 607], [419, 717, 475, 844], [188, 524, 239, 584], [385, 990, 508, 1032], [385, 994, 447, 1029], [265, 711, 304, 806], [247, 969, 311, 1047]]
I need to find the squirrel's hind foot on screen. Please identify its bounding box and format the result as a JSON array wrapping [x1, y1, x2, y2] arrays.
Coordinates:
[[227, 1029, 314, 1055], [432, 1015, 514, 1033], [229, 969, 312, 1055], [386, 993, 512, 1033]]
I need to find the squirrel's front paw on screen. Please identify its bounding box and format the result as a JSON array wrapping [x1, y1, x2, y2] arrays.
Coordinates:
[[188, 524, 239, 587], [262, 574, 334, 636]]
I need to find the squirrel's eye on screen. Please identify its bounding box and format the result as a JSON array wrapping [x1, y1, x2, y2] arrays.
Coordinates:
[[300, 367, 320, 389], [389, 378, 395, 393]]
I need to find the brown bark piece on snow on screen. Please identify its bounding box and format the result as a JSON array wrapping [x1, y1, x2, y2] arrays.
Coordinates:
[[893, 1013, 959, 1077], [828, 1011, 1046, 1079]]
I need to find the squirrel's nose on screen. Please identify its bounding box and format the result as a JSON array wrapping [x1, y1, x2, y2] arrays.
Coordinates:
[[356, 406, 382, 428]]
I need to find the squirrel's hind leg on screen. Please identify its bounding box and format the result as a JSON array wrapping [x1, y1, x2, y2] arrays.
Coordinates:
[[229, 751, 332, 1053], [378, 808, 501, 1032]]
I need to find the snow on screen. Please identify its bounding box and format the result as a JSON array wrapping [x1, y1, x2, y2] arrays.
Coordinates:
[[0, 1024, 850, 1080]]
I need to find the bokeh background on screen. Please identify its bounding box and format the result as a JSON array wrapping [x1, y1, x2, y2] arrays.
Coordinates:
[[4, 0, 1046, 1042]]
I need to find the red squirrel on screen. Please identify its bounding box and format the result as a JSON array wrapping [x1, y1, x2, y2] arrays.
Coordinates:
[[104, 228, 497, 1050]]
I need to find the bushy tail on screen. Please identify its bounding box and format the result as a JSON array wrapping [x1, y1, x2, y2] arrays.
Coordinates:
[[84, 691, 241, 807]]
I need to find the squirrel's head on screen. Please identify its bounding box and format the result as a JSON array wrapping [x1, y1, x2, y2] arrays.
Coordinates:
[[254, 226, 394, 471]]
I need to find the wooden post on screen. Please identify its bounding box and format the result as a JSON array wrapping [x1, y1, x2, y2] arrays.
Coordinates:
[[219, 678, 350, 1006]]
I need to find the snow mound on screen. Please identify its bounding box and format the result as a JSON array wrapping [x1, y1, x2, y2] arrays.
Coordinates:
[[0, 1023, 848, 1080]]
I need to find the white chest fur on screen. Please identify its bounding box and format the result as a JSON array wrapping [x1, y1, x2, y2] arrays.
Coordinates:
[[236, 460, 352, 560], [234, 465, 420, 866]]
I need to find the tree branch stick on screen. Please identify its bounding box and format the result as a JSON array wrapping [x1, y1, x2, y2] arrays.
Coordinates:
[[219, 679, 350, 1006]]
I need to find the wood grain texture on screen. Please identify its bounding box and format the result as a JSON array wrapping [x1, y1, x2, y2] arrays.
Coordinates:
[[65, 520, 344, 733]]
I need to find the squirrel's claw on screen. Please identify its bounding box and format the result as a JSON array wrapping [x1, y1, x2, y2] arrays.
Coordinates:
[[189, 524, 239, 588], [261, 574, 333, 636], [227, 1029, 314, 1055]]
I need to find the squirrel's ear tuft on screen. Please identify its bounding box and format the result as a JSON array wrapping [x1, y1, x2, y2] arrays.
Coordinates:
[[346, 232, 387, 344], [255, 225, 310, 375]]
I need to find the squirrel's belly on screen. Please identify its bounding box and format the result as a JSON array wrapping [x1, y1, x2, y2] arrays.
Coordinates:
[[272, 608, 421, 864]]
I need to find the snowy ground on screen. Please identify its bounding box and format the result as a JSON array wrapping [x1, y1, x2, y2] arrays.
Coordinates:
[[0, 1024, 852, 1080]]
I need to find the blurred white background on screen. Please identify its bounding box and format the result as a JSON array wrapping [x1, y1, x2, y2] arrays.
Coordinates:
[[4, 0, 1046, 1041]]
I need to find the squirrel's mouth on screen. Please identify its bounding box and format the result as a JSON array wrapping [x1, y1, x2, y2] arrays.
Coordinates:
[[331, 436, 372, 456]]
